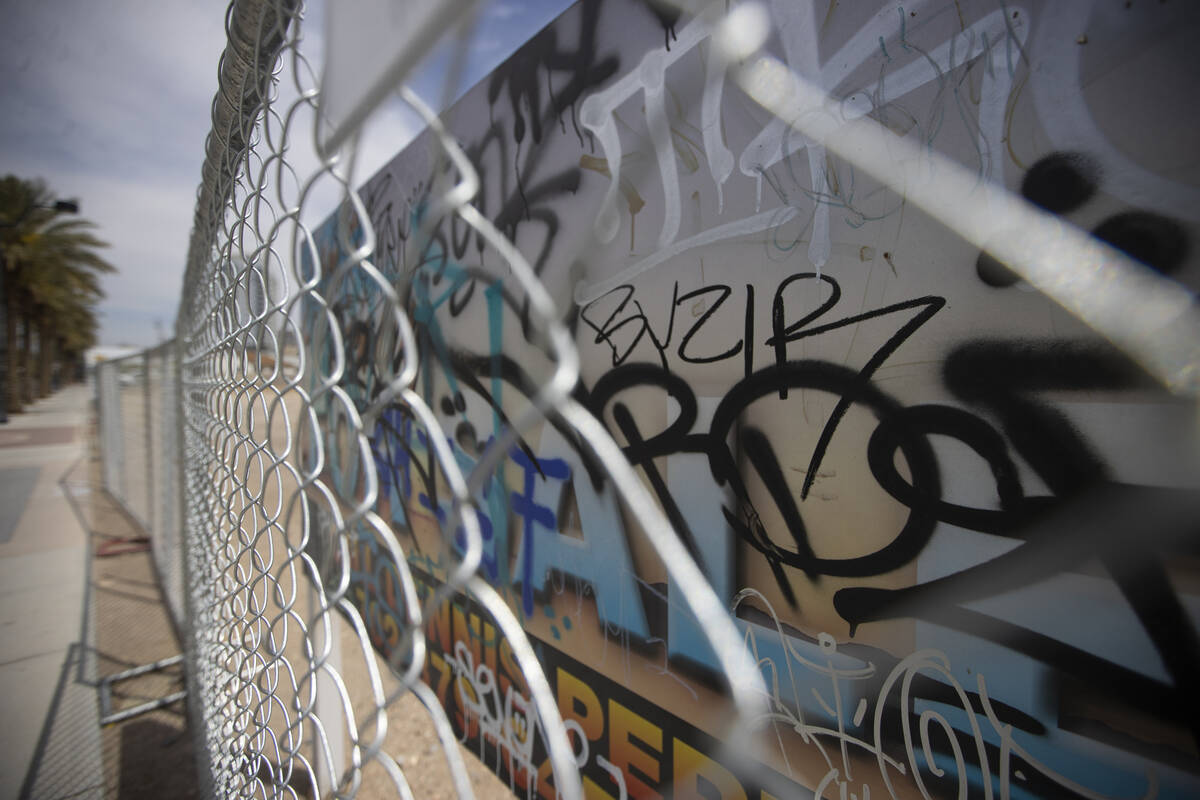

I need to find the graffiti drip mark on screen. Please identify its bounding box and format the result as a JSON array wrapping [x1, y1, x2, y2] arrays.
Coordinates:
[[643, 0, 681, 51]]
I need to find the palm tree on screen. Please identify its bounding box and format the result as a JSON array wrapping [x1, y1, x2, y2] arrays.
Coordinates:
[[0, 176, 50, 412], [54, 302, 101, 387], [1, 175, 114, 411], [24, 217, 113, 397]]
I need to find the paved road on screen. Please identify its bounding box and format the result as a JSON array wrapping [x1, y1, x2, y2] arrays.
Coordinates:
[[0, 384, 102, 799]]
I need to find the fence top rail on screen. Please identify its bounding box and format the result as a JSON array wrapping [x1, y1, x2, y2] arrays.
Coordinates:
[[94, 351, 146, 369]]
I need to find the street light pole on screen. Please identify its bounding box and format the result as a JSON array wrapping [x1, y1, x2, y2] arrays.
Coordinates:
[[0, 196, 79, 424]]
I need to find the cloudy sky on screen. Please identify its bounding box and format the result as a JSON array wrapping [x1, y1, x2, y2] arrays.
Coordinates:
[[0, 0, 571, 347]]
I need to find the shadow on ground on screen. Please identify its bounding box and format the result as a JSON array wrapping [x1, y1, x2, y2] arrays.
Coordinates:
[[21, 421, 196, 799]]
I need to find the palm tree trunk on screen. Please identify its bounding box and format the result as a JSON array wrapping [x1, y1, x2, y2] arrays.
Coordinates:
[[55, 337, 68, 387], [19, 309, 34, 405], [4, 286, 20, 414], [37, 319, 55, 397], [66, 350, 81, 384]]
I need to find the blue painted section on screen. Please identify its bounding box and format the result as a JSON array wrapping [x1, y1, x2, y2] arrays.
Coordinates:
[[518, 423, 653, 639]]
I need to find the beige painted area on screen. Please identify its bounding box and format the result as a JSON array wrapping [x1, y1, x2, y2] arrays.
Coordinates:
[[738, 399, 918, 654]]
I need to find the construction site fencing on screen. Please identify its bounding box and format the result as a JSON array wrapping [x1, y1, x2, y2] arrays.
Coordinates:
[[91, 0, 1200, 799], [95, 340, 186, 628]]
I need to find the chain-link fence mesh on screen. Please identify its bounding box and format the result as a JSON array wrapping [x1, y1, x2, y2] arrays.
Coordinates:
[[95, 352, 151, 532], [170, 1, 770, 796], [95, 355, 125, 516], [145, 341, 185, 626], [89, 0, 1200, 798], [96, 343, 186, 629]]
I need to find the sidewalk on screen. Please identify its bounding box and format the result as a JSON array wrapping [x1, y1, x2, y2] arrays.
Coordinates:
[[0, 384, 194, 799], [0, 384, 100, 798]]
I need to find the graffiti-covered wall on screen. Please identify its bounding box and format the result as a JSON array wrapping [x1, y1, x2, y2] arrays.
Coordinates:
[[307, 0, 1200, 796]]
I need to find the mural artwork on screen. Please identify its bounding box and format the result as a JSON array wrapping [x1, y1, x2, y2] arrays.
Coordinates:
[[305, 1, 1200, 797]]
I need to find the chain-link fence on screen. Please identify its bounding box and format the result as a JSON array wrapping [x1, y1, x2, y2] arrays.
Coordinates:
[[91, 0, 1200, 798], [96, 351, 145, 529], [96, 342, 186, 629], [171, 0, 768, 795]]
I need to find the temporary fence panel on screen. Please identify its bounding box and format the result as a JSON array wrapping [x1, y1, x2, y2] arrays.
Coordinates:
[[94, 343, 186, 631], [95, 351, 152, 531], [146, 340, 186, 626], [155, 0, 1200, 799], [95, 357, 123, 501]]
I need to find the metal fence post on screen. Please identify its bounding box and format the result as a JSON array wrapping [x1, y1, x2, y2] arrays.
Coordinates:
[[143, 349, 154, 536]]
